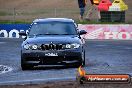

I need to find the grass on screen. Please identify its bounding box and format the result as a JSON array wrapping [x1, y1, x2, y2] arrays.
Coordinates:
[[0, 20, 31, 24], [0, 11, 12, 16], [0, 0, 131, 24]]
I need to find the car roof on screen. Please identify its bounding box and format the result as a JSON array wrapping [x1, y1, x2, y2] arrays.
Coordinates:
[[33, 18, 75, 23]]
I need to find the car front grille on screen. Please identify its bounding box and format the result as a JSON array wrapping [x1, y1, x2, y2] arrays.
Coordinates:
[[41, 44, 63, 50]]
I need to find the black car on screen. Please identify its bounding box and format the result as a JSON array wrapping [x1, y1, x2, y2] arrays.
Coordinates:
[[19, 18, 87, 70]]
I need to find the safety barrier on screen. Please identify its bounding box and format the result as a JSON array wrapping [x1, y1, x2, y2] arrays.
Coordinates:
[[100, 11, 125, 22], [78, 24, 132, 40], [98, 0, 112, 11], [0, 24, 132, 40], [97, 0, 128, 22], [0, 24, 29, 38], [109, 0, 128, 11]]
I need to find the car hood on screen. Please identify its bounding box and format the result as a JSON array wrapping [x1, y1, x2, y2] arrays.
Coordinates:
[[24, 35, 81, 44]]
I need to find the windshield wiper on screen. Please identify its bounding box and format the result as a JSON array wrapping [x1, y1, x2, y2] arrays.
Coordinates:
[[36, 34, 70, 35], [62, 34, 76, 35]]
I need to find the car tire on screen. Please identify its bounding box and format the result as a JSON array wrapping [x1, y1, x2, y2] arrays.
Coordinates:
[[75, 50, 85, 67], [81, 50, 85, 67], [21, 63, 33, 70], [21, 58, 33, 70], [21, 64, 27, 70]]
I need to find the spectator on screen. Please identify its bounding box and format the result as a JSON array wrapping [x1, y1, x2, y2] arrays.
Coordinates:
[[85, 0, 101, 21], [78, 0, 87, 21]]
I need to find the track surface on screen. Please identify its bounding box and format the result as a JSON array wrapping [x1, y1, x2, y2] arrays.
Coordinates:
[[0, 39, 132, 85]]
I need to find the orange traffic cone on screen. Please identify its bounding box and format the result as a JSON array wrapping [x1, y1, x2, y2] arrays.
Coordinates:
[[78, 66, 86, 76]]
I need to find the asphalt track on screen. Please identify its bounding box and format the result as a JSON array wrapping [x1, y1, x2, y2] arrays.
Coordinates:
[[0, 38, 132, 85]]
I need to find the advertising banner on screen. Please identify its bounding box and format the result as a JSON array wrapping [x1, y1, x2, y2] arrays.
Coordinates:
[[78, 24, 132, 40], [0, 24, 132, 40], [0, 24, 30, 38]]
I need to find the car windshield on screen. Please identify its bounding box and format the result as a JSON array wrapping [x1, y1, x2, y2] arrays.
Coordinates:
[[29, 22, 77, 36]]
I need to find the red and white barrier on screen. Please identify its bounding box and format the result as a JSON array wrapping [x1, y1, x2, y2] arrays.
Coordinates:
[[78, 24, 132, 40]]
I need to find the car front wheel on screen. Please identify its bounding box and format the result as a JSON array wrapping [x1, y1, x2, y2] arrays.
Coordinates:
[[81, 50, 85, 66]]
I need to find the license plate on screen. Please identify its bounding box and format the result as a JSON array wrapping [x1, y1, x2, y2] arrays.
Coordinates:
[[45, 53, 58, 56]]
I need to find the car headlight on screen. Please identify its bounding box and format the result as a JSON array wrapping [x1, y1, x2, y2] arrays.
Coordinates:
[[23, 44, 31, 50], [66, 44, 71, 48], [32, 45, 38, 50], [23, 44, 38, 50], [65, 43, 80, 49]]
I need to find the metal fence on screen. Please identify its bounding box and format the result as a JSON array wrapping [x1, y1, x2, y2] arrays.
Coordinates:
[[0, 8, 132, 23]]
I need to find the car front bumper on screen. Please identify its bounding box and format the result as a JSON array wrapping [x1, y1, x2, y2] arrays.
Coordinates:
[[21, 48, 82, 65]]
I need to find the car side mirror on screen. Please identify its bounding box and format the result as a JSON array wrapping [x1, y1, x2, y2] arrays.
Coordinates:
[[19, 31, 27, 36], [79, 30, 87, 35], [74, 23, 78, 28]]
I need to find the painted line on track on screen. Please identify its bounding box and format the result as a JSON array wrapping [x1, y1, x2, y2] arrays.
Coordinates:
[[0, 76, 131, 85], [124, 47, 132, 50], [94, 45, 107, 47], [0, 42, 6, 44], [0, 77, 76, 85], [0, 65, 13, 75]]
